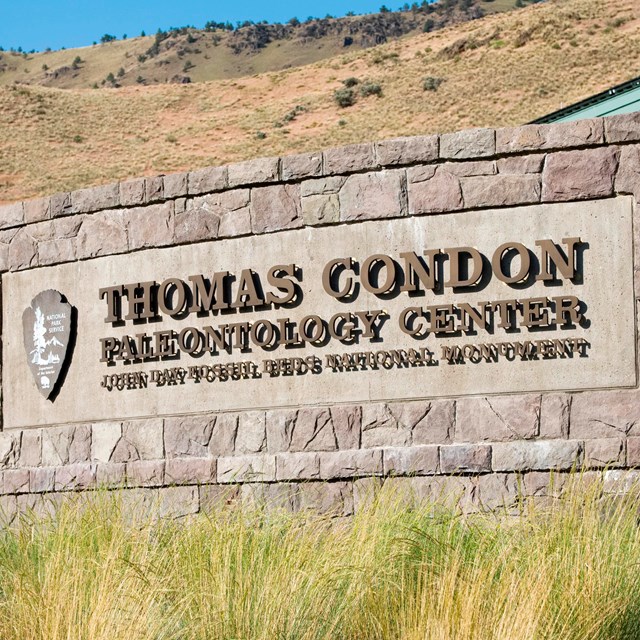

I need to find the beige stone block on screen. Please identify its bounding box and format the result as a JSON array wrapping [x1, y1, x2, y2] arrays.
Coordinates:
[[23, 197, 50, 224], [290, 407, 337, 452], [585, 437, 625, 468], [302, 193, 340, 225], [319, 448, 383, 479], [492, 439, 582, 472], [294, 480, 353, 515], [75, 210, 127, 259], [19, 429, 41, 467], [604, 112, 640, 143], [539, 393, 570, 439], [91, 422, 122, 463], [165, 457, 216, 485], [476, 473, 518, 509], [250, 184, 302, 233], [324, 142, 377, 175], [407, 167, 463, 214], [281, 152, 322, 180], [383, 445, 439, 475], [217, 454, 276, 483], [127, 460, 164, 487], [461, 174, 541, 208], [376, 135, 438, 166], [339, 170, 407, 221], [570, 390, 640, 439], [408, 400, 455, 445], [8, 228, 37, 270], [496, 119, 604, 153], [440, 444, 491, 474], [361, 403, 408, 448], [71, 183, 119, 214], [163, 172, 188, 199], [144, 176, 164, 203], [119, 178, 145, 207], [158, 485, 200, 518], [228, 157, 279, 187], [235, 411, 267, 454], [187, 167, 227, 195], [440, 128, 495, 159], [275, 451, 320, 480], [542, 147, 619, 201], [455, 395, 540, 443], [126, 202, 174, 250]]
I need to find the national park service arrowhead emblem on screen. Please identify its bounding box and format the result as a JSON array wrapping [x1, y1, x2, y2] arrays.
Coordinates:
[[22, 290, 74, 399]]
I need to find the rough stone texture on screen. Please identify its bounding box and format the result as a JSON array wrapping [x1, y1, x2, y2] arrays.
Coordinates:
[[276, 452, 320, 480], [235, 412, 267, 454], [289, 407, 338, 452], [163, 172, 188, 199], [476, 473, 518, 509], [241, 483, 297, 511], [440, 444, 491, 474], [461, 174, 541, 208], [8, 227, 37, 270], [42, 425, 91, 466], [605, 112, 640, 143], [497, 155, 545, 175], [362, 404, 408, 448], [384, 445, 439, 476], [217, 454, 276, 483], [407, 166, 463, 214], [144, 176, 164, 203], [496, 119, 604, 153], [30, 467, 55, 493], [75, 210, 127, 259], [294, 481, 353, 516], [330, 406, 362, 450], [409, 400, 455, 445], [455, 396, 540, 442], [92, 422, 122, 463], [71, 183, 119, 214], [492, 439, 583, 472], [584, 438, 625, 468], [324, 142, 377, 175], [251, 184, 302, 233], [0, 202, 25, 230], [50, 192, 72, 218], [4, 469, 30, 494], [376, 135, 438, 166], [96, 463, 126, 487], [165, 457, 216, 485], [0, 432, 19, 469], [300, 176, 346, 197], [119, 178, 146, 207], [339, 170, 407, 221], [38, 237, 76, 266], [228, 157, 279, 187], [319, 449, 383, 479], [523, 471, 567, 498], [570, 390, 640, 439], [54, 463, 97, 491], [615, 145, 640, 200], [444, 160, 496, 177], [627, 437, 640, 467], [127, 460, 165, 487], [301, 194, 340, 225], [18, 430, 41, 467], [542, 147, 619, 201], [281, 152, 323, 181], [539, 394, 571, 439], [164, 415, 215, 458], [440, 128, 495, 160], [23, 197, 50, 224], [126, 202, 174, 250], [113, 419, 164, 462], [187, 167, 228, 195]]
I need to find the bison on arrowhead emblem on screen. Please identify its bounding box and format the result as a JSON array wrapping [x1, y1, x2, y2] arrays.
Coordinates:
[[22, 290, 74, 400]]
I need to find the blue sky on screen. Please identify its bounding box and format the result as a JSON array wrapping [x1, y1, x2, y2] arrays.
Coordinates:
[[0, 1, 401, 52]]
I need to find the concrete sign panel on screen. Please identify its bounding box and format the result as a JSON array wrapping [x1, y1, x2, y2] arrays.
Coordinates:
[[2, 197, 636, 429]]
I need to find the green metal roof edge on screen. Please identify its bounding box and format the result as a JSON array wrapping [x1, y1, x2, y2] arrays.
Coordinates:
[[530, 76, 640, 124]]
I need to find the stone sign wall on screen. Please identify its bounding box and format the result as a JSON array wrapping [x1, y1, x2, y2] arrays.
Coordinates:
[[0, 113, 639, 519]]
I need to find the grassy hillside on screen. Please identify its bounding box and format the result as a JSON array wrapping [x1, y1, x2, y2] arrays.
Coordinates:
[[0, 0, 522, 90], [0, 0, 638, 203]]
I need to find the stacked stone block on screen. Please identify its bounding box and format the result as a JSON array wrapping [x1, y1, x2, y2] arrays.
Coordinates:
[[1, 112, 640, 519]]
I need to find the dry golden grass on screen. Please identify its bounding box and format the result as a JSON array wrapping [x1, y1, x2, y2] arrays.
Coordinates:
[[0, 474, 640, 639], [0, 0, 638, 203]]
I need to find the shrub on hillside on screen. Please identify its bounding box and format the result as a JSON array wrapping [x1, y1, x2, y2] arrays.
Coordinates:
[[423, 75, 444, 91], [359, 81, 382, 97], [334, 87, 356, 107]]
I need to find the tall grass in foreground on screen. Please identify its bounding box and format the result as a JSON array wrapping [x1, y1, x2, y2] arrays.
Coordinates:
[[0, 476, 639, 639]]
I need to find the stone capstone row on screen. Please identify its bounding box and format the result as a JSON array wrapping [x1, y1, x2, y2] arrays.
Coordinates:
[[1, 113, 640, 273]]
